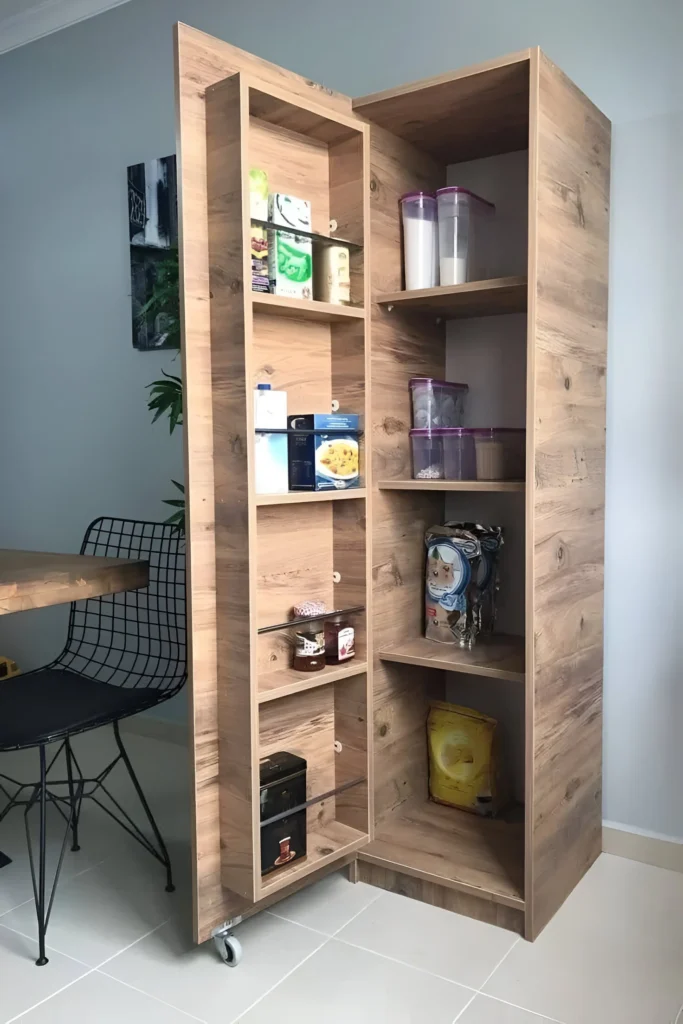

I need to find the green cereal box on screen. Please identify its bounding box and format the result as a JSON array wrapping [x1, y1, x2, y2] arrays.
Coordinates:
[[268, 193, 313, 299]]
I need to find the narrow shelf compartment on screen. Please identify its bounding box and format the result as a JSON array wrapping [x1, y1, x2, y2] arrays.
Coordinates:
[[379, 634, 525, 683], [256, 488, 367, 506], [258, 659, 368, 703], [377, 276, 527, 320], [252, 292, 365, 323], [359, 797, 524, 909], [260, 821, 367, 897], [378, 479, 525, 493]]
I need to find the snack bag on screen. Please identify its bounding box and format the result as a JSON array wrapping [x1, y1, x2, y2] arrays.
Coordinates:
[[424, 522, 502, 646], [427, 700, 505, 816]]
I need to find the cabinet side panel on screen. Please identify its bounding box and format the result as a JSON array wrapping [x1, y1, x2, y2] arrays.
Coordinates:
[[526, 51, 610, 939], [206, 75, 260, 902], [175, 22, 355, 942], [368, 125, 445, 821]]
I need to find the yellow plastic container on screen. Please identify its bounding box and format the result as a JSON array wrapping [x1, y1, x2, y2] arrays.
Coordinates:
[[427, 700, 504, 816]]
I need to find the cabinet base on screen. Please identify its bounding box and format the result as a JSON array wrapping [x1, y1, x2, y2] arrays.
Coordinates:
[[357, 860, 525, 936]]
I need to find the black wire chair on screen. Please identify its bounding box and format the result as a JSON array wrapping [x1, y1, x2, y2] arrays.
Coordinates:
[[0, 517, 187, 966]]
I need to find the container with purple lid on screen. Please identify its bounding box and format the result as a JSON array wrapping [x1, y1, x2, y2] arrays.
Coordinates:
[[471, 427, 526, 480], [409, 426, 477, 480], [436, 187, 495, 285], [400, 192, 438, 291], [409, 377, 468, 429]]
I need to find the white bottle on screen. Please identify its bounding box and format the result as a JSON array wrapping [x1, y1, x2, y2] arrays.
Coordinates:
[[254, 384, 288, 495], [253, 383, 287, 429]]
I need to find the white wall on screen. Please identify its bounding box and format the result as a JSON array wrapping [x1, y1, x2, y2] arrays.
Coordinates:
[[0, 0, 681, 828]]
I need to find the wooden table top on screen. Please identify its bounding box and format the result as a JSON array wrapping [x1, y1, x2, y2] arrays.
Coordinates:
[[0, 549, 149, 615]]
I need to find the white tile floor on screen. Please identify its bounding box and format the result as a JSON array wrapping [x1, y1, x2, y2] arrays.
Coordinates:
[[1, 728, 683, 1024]]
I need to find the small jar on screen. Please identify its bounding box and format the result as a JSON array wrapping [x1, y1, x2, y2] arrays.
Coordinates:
[[324, 615, 355, 665], [292, 626, 326, 672]]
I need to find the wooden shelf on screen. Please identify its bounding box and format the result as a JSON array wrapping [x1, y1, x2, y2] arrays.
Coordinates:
[[378, 479, 525, 493], [258, 660, 368, 703], [377, 277, 527, 320], [379, 634, 525, 683], [260, 821, 368, 897], [359, 798, 524, 909], [252, 292, 365, 323], [256, 488, 366, 506]]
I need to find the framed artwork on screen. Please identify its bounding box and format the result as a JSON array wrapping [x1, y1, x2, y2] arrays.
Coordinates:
[[128, 155, 179, 350]]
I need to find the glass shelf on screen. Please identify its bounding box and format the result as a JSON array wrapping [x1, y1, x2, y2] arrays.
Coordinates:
[[251, 217, 363, 252], [257, 605, 365, 636], [260, 775, 366, 828], [255, 428, 363, 436]]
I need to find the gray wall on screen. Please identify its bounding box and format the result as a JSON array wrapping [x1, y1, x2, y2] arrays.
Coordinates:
[[1, 0, 681, 831]]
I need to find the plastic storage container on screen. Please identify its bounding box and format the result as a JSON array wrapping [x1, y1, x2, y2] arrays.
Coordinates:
[[400, 192, 438, 290], [473, 428, 525, 480], [443, 428, 477, 480], [410, 428, 446, 480], [409, 378, 468, 428], [436, 188, 494, 285]]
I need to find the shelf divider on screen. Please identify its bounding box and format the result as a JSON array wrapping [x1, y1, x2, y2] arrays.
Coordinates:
[[378, 479, 525, 493], [379, 634, 525, 683], [258, 659, 368, 703], [252, 292, 365, 323], [377, 276, 527, 319], [256, 488, 366, 506]]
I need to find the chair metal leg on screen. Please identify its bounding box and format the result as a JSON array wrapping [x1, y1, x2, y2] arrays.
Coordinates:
[[64, 740, 81, 852], [36, 746, 49, 966], [112, 721, 175, 892]]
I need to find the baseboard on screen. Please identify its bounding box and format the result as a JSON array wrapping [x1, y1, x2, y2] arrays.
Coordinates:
[[603, 821, 683, 874], [119, 716, 188, 747]]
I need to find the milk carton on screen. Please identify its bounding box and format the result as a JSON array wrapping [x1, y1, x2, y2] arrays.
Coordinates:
[[268, 193, 313, 299]]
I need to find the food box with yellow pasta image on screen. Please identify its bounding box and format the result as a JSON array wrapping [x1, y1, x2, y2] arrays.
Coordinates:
[[427, 700, 507, 817], [287, 414, 360, 491]]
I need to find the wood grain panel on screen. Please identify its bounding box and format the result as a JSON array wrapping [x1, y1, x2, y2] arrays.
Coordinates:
[[379, 634, 525, 683], [365, 124, 446, 825], [259, 687, 336, 833], [0, 551, 148, 615], [525, 49, 610, 939], [249, 116, 330, 235], [357, 862, 524, 935], [205, 72, 260, 902], [251, 313, 332, 415], [174, 21, 355, 942], [354, 53, 530, 163], [378, 276, 527, 319], [360, 797, 524, 908]]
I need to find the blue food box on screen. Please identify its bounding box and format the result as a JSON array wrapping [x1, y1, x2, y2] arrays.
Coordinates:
[[288, 414, 360, 491]]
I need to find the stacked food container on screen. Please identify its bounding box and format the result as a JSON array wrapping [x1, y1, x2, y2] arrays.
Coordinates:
[[408, 378, 525, 481], [400, 188, 495, 290]]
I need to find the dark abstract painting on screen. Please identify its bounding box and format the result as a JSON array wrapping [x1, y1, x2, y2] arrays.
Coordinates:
[[128, 155, 179, 350]]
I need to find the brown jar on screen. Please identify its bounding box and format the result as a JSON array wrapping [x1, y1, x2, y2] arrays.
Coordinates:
[[324, 615, 355, 665], [292, 626, 326, 672]]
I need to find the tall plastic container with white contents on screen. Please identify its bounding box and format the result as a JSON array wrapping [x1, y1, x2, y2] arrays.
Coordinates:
[[436, 188, 495, 285], [400, 192, 439, 290]]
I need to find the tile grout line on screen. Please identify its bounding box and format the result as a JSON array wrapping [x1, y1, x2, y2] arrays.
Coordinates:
[[92, 971, 208, 1024], [332, 932, 479, 992], [227, 936, 332, 1024], [478, 992, 568, 1023], [451, 936, 520, 1024], [2, 917, 172, 1024], [265, 885, 384, 938], [227, 888, 385, 1024]]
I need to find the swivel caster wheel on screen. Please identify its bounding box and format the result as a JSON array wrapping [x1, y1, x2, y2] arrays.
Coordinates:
[[214, 932, 243, 967]]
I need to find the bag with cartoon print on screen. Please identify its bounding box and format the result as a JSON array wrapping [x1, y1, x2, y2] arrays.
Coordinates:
[[424, 522, 503, 647]]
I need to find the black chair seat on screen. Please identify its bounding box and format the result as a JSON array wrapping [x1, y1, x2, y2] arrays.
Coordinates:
[[0, 669, 163, 750]]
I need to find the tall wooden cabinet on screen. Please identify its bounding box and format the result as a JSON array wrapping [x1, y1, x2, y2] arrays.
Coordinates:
[[175, 23, 610, 945]]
